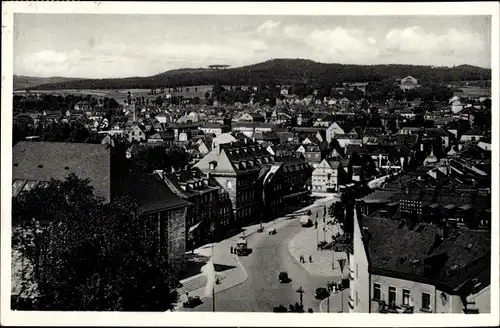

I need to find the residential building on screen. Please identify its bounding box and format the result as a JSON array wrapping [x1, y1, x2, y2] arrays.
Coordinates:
[[349, 207, 490, 313], [199, 122, 230, 137], [326, 122, 346, 143], [194, 140, 274, 227], [295, 144, 322, 167], [261, 156, 313, 217], [126, 124, 146, 143], [159, 167, 232, 248], [311, 158, 347, 192]]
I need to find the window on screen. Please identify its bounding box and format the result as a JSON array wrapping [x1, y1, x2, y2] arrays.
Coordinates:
[[373, 283, 381, 301], [355, 291, 359, 306], [388, 286, 397, 305], [226, 180, 232, 190], [421, 293, 431, 311], [402, 289, 411, 306], [356, 263, 358, 278]]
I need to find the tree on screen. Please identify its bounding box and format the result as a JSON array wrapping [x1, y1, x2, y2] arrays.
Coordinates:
[[11, 174, 179, 311]]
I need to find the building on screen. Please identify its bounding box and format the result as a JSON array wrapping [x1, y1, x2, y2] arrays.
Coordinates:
[[311, 158, 347, 192], [126, 124, 146, 143], [11, 142, 192, 304], [349, 208, 490, 314], [111, 157, 191, 271], [159, 167, 232, 248], [199, 123, 230, 137], [295, 144, 322, 167], [194, 140, 274, 227], [400, 76, 419, 91], [261, 156, 313, 217]]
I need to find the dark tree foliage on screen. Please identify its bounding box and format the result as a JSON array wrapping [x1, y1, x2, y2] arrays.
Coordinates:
[[133, 145, 191, 172], [28, 59, 491, 90], [11, 174, 179, 311]]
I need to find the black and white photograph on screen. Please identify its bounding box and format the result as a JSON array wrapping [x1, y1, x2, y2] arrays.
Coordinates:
[[1, 2, 498, 327]]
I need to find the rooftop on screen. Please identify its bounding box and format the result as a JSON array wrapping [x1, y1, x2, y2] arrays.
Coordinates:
[[359, 215, 490, 293], [13, 142, 111, 201]]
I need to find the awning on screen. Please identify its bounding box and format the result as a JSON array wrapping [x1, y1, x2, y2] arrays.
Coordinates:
[[188, 221, 202, 233], [428, 203, 440, 209], [444, 204, 456, 210]]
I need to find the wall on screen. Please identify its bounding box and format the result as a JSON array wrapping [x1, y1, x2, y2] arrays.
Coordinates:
[[165, 207, 187, 272], [213, 176, 238, 226], [371, 274, 436, 313], [350, 210, 371, 313], [312, 166, 338, 192]]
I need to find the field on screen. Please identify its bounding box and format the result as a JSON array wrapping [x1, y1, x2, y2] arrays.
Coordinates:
[[13, 85, 222, 103]]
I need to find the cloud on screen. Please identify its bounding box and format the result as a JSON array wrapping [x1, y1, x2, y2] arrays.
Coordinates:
[[15, 38, 272, 78], [384, 26, 484, 55], [256, 20, 281, 35]]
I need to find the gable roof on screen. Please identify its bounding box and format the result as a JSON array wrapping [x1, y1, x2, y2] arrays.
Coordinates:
[[13, 142, 111, 201]]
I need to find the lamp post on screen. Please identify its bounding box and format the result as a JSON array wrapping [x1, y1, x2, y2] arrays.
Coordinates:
[[296, 286, 304, 308]]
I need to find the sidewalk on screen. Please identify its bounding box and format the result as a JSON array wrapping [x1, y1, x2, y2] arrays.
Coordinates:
[[288, 218, 348, 277], [319, 289, 350, 313]]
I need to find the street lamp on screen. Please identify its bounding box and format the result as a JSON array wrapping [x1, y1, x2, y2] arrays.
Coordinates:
[[296, 286, 304, 308]]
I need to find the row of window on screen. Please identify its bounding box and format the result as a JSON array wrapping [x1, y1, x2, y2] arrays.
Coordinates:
[[373, 283, 431, 311]]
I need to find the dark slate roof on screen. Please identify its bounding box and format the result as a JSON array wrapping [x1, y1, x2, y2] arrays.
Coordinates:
[[163, 168, 219, 198], [12, 142, 111, 201], [360, 215, 490, 293], [111, 158, 190, 213]]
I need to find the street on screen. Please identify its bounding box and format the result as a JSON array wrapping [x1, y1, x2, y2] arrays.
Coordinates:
[[180, 196, 345, 312]]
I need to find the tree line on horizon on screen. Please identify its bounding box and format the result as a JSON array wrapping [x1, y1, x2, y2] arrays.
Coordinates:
[[23, 59, 491, 91]]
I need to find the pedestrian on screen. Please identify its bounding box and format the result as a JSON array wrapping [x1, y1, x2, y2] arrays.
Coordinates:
[[315, 221, 318, 229], [230, 245, 233, 254], [309, 255, 312, 263]]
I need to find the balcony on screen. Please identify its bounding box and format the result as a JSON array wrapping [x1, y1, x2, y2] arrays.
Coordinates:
[[377, 301, 414, 314]]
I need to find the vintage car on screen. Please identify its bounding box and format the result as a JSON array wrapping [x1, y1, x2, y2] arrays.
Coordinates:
[[314, 287, 330, 300], [183, 296, 203, 308], [278, 271, 291, 283]]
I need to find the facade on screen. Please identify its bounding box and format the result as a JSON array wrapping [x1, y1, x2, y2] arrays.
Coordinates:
[[194, 140, 275, 228], [325, 122, 346, 143], [261, 156, 312, 217], [349, 204, 491, 314], [199, 123, 230, 137], [159, 167, 232, 248], [126, 124, 146, 143], [311, 158, 346, 192]]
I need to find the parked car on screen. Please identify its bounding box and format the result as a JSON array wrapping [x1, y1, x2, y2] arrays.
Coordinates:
[[279, 271, 290, 283], [269, 228, 277, 235], [314, 287, 329, 300], [183, 296, 202, 308]]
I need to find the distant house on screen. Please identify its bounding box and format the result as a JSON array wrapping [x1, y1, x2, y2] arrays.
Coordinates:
[[126, 124, 146, 143], [459, 129, 483, 144], [74, 101, 91, 112], [400, 76, 419, 90], [199, 123, 230, 137], [326, 122, 346, 143], [147, 131, 174, 143], [311, 159, 346, 192]]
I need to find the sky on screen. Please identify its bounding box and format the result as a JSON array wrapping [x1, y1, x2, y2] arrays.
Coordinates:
[[13, 14, 492, 78]]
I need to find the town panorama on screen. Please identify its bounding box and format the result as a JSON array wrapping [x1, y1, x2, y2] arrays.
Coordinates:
[[10, 15, 492, 316]]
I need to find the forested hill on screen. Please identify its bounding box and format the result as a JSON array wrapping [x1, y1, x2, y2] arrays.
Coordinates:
[[25, 59, 491, 90]]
